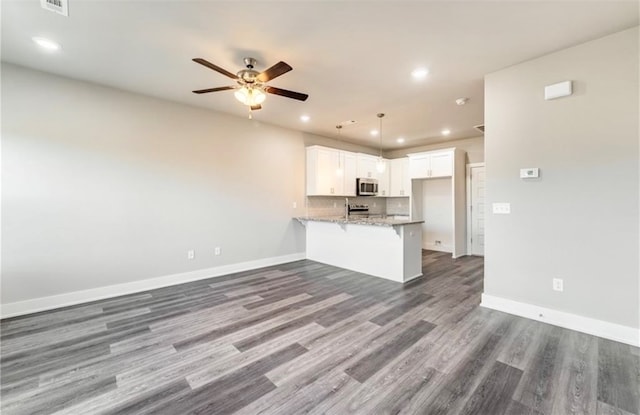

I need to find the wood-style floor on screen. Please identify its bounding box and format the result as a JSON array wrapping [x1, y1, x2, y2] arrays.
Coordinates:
[[1, 251, 638, 415]]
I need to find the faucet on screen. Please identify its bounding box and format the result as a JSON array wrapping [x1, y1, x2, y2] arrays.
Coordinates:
[[345, 198, 349, 218]]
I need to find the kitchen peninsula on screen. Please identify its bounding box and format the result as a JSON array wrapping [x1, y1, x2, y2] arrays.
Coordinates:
[[295, 215, 424, 283]]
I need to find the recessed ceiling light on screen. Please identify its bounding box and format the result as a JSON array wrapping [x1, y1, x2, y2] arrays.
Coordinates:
[[411, 68, 429, 80], [300, 115, 310, 122], [441, 129, 451, 136], [370, 130, 379, 136], [396, 137, 405, 143], [32, 37, 61, 51]]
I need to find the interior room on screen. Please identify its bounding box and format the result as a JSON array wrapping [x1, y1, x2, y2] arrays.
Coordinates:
[[1, 1, 638, 414]]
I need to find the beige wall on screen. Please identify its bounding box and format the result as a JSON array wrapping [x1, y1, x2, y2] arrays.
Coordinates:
[[484, 27, 639, 328], [384, 136, 484, 164], [0, 63, 377, 305]]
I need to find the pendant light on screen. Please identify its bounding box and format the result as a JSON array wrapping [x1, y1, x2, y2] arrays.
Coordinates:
[[376, 113, 386, 173], [335, 124, 344, 177]]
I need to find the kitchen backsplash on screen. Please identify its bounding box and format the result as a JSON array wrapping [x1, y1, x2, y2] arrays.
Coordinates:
[[305, 196, 410, 217], [386, 197, 411, 216]]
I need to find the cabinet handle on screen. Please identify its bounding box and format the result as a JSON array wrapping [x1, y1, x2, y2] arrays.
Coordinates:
[[368, 172, 372, 178], [330, 188, 334, 194], [400, 190, 404, 196]]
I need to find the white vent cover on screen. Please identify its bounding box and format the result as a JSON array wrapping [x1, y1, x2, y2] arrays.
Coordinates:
[[40, 0, 68, 16], [338, 120, 357, 127], [474, 124, 485, 133]]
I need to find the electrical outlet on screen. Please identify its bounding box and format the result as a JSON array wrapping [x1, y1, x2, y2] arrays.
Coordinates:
[[292, 202, 297, 209], [333, 202, 337, 208], [214, 247, 221, 256], [373, 202, 377, 208], [187, 250, 195, 260], [435, 240, 441, 246], [553, 278, 563, 292], [492, 202, 511, 214]]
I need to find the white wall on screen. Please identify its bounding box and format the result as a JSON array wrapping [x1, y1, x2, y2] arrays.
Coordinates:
[[484, 27, 639, 331], [0, 63, 376, 307], [385, 136, 484, 164]]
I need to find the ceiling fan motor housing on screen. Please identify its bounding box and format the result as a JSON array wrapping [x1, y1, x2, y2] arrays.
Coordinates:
[[237, 69, 259, 84]]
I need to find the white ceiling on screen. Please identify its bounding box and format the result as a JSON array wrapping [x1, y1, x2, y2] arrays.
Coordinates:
[[2, 1, 638, 149]]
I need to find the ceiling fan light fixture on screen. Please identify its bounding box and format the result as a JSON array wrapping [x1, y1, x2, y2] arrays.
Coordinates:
[[234, 86, 266, 106]]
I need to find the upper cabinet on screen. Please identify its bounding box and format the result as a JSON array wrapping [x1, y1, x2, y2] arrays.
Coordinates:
[[377, 161, 390, 197], [356, 154, 378, 179], [389, 158, 410, 197], [306, 146, 357, 196], [408, 150, 454, 179]]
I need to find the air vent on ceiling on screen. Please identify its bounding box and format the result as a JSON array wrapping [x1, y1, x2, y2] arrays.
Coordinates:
[[474, 124, 485, 134], [338, 120, 357, 127], [40, 0, 68, 16]]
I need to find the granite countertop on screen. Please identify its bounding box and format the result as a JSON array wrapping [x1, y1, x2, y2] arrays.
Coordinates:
[[295, 215, 424, 227]]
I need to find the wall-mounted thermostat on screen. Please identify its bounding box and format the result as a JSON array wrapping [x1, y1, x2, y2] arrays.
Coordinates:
[[520, 168, 540, 179]]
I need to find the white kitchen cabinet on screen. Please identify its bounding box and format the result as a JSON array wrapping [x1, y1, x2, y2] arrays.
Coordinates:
[[342, 151, 357, 196], [306, 146, 357, 196], [389, 158, 410, 197], [356, 154, 378, 179], [408, 150, 453, 179], [376, 162, 390, 197]]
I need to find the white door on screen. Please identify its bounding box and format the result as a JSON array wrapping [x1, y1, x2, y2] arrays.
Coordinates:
[[470, 165, 485, 256]]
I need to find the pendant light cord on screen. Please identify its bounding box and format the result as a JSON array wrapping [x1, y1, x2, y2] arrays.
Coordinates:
[[377, 113, 385, 158]]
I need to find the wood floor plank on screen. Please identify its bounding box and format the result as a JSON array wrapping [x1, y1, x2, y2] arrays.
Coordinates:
[[512, 327, 565, 414], [458, 361, 523, 415], [344, 319, 436, 382], [2, 252, 638, 414], [598, 338, 640, 414], [552, 331, 598, 415]]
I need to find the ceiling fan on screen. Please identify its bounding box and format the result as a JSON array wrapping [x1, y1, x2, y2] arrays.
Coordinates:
[[192, 57, 309, 113]]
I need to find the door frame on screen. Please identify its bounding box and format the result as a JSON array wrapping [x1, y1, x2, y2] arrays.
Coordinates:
[[466, 162, 485, 256]]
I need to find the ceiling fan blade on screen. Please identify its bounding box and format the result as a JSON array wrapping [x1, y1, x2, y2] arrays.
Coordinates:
[[264, 86, 309, 101], [256, 61, 292, 82], [193, 58, 238, 80], [192, 86, 236, 94], [250, 105, 262, 110]]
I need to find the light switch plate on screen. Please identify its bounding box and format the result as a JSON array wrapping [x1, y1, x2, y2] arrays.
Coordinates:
[[492, 203, 511, 214]]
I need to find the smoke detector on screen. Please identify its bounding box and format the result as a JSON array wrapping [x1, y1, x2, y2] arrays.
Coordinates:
[[455, 97, 469, 106]]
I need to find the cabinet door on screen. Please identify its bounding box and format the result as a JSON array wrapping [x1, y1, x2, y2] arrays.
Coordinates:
[[306, 147, 342, 196], [389, 158, 410, 197], [429, 152, 453, 178], [376, 159, 390, 197], [357, 154, 377, 179], [317, 148, 341, 195], [342, 152, 357, 196], [400, 158, 411, 196], [409, 155, 429, 179]]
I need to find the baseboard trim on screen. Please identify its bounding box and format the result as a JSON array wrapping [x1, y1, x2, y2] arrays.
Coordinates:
[[1, 252, 306, 319], [423, 243, 452, 253], [481, 294, 639, 347]]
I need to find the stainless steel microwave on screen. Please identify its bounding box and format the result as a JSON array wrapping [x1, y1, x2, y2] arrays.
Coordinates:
[[357, 178, 378, 196]]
